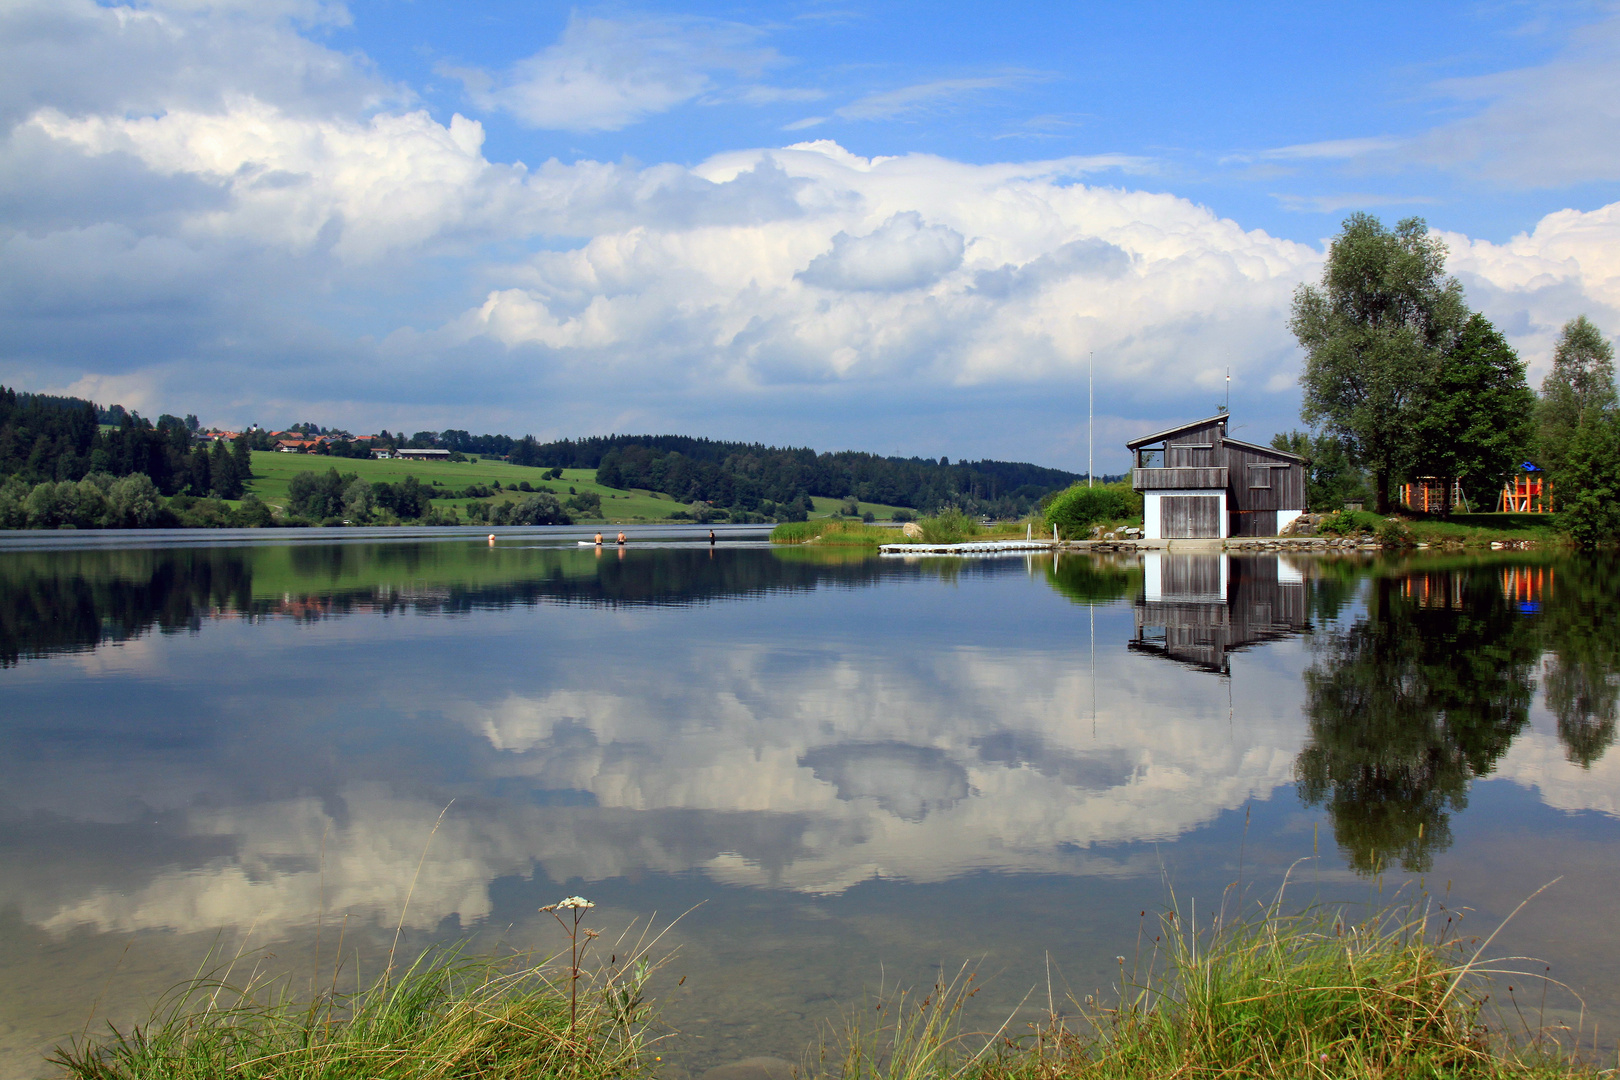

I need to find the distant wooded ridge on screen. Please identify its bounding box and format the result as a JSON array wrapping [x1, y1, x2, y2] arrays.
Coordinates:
[[0, 386, 1105, 519], [509, 433, 1092, 515]]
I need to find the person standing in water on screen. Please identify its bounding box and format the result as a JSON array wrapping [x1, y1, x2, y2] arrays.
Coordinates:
[[617, 531, 627, 546], [708, 529, 716, 546], [594, 532, 603, 545]]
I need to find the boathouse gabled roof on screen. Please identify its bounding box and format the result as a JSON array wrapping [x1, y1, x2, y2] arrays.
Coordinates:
[[1222, 436, 1305, 463], [1124, 414, 1229, 450]]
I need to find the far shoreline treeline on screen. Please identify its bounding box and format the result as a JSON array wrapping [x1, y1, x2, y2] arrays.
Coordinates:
[[0, 386, 1101, 529]]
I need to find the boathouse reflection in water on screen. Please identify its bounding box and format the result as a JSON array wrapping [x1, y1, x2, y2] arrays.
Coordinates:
[[1130, 553, 1310, 674]]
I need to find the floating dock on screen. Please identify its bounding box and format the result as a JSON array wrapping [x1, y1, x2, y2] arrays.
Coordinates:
[[879, 541, 1054, 556]]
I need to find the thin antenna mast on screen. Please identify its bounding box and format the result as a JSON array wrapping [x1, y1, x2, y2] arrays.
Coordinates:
[[1088, 351, 1094, 488], [1225, 367, 1231, 413]]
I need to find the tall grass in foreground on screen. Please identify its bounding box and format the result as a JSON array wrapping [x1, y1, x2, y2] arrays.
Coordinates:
[[49, 944, 661, 1080], [50, 889, 1610, 1080], [815, 891, 1607, 1080]]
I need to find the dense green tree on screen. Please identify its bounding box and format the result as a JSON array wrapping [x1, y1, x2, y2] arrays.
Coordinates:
[[341, 478, 375, 522], [208, 438, 248, 499], [1537, 315, 1617, 483], [1409, 313, 1535, 513], [1559, 412, 1620, 546], [108, 473, 163, 526], [565, 490, 602, 516], [1291, 214, 1467, 513], [0, 476, 25, 528], [235, 494, 274, 528], [488, 492, 571, 526], [287, 468, 351, 520], [1270, 430, 1367, 511]]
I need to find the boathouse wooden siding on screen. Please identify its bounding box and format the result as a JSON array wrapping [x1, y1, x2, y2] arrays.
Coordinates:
[[1161, 495, 1222, 539], [1140, 467, 1228, 489], [1128, 415, 1306, 539], [1225, 438, 1305, 536], [1159, 419, 1226, 467]]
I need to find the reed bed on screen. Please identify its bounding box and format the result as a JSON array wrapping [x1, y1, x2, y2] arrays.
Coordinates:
[[770, 512, 1034, 546], [770, 519, 899, 545]]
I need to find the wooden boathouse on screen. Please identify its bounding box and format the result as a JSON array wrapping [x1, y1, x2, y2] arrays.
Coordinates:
[[1127, 414, 1306, 539]]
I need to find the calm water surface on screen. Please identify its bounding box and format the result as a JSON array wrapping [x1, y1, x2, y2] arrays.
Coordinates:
[[2, 530, 1618, 1078]]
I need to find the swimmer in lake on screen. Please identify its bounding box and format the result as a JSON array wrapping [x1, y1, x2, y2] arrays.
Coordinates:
[[709, 529, 716, 545], [617, 531, 626, 546], [594, 532, 602, 545]]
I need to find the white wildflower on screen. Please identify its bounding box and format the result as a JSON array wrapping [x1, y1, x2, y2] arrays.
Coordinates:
[[557, 896, 595, 910]]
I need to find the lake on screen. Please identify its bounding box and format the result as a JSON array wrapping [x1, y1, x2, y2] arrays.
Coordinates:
[[2, 528, 1618, 1078]]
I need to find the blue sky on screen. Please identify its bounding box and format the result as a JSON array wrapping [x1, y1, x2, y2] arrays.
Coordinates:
[[2, 0, 1618, 470], [345, 1, 1617, 242]]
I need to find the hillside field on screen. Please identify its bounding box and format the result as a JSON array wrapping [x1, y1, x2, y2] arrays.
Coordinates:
[[244, 451, 911, 523]]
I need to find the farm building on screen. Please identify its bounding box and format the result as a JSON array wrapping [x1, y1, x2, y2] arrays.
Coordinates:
[[1127, 414, 1305, 539], [394, 448, 452, 460]]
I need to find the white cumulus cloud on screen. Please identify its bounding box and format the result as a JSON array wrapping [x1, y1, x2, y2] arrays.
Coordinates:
[[798, 211, 965, 292], [454, 13, 779, 132], [6, 0, 1620, 462]]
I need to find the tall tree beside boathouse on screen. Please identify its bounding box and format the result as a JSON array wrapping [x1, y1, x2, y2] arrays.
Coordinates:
[[1290, 214, 1467, 514]]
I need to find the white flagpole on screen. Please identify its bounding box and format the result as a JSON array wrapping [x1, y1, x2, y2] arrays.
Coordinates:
[[1088, 351, 1094, 488]]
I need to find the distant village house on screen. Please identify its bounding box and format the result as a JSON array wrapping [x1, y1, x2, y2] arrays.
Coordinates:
[[393, 448, 451, 460], [273, 437, 321, 452], [1127, 414, 1305, 539]]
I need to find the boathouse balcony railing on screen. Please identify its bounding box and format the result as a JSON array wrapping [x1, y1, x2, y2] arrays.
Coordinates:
[[1131, 466, 1228, 491]]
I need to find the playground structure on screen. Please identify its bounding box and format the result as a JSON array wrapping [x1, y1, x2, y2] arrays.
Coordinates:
[[1499, 466, 1553, 512], [1400, 477, 1470, 514]]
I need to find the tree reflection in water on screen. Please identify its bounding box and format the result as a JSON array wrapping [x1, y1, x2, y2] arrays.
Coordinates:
[[1296, 559, 1620, 875], [1536, 559, 1620, 768]]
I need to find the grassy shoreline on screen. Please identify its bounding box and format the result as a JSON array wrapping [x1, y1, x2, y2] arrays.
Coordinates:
[[52, 932, 664, 1080], [819, 898, 1607, 1080], [772, 513, 1039, 547], [1314, 509, 1566, 548], [54, 898, 1610, 1080]]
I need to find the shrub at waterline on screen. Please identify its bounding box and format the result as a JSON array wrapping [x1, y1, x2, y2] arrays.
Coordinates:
[[917, 507, 980, 543], [1043, 482, 1141, 539], [769, 519, 897, 545]]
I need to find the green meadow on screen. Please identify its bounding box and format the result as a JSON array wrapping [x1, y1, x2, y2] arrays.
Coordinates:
[[246, 451, 682, 522], [243, 452, 914, 524]]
